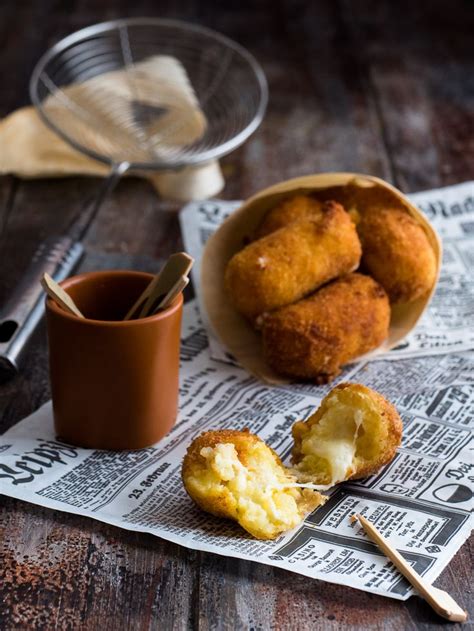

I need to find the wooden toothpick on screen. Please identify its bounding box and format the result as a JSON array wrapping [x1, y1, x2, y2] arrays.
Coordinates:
[[124, 252, 193, 320], [151, 275, 189, 314], [353, 514, 467, 622], [41, 273, 84, 318]]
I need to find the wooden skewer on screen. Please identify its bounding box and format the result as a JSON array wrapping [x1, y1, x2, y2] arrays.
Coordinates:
[[353, 514, 467, 622], [151, 275, 189, 314], [124, 252, 194, 320], [41, 273, 84, 318], [139, 253, 193, 318]]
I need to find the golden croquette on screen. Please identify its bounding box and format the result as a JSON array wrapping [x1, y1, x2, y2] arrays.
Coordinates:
[[292, 383, 403, 485], [182, 429, 326, 540], [225, 201, 362, 320], [357, 207, 437, 304], [259, 273, 390, 382], [253, 194, 324, 239]]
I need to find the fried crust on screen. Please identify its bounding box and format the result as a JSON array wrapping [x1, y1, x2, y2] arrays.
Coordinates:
[[292, 383, 403, 483], [182, 429, 326, 539], [357, 207, 437, 304], [259, 273, 390, 382], [253, 194, 324, 239], [225, 201, 362, 320]]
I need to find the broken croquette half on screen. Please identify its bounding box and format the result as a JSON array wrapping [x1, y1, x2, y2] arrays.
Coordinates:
[[292, 383, 403, 486], [182, 428, 327, 540]]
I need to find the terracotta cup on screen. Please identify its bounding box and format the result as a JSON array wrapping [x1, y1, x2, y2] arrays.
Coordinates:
[[45, 270, 183, 450]]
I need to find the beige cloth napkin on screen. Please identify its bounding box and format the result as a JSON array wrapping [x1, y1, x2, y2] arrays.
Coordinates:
[[0, 56, 224, 201]]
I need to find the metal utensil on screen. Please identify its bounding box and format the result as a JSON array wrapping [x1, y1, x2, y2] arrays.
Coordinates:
[[0, 18, 267, 378], [0, 237, 83, 379], [31, 18, 267, 173]]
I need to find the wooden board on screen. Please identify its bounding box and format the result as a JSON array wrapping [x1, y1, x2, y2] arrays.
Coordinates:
[[0, 1, 472, 629]]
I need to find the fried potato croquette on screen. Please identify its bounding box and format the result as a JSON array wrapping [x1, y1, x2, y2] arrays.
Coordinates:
[[292, 383, 403, 485], [357, 207, 437, 304], [225, 201, 362, 320], [259, 273, 390, 382], [182, 429, 327, 539], [253, 194, 324, 239]]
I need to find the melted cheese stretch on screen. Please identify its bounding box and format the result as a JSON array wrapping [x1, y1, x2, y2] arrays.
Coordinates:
[[298, 406, 363, 485], [198, 443, 304, 537]]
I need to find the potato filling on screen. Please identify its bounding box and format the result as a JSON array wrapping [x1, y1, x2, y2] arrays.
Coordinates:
[[296, 405, 362, 484], [189, 442, 306, 538]]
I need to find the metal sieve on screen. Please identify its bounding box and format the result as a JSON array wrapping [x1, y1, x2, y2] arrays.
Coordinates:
[[30, 17, 268, 174], [0, 18, 267, 378]]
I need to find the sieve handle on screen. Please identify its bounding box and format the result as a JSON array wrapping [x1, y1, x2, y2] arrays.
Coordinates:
[[0, 161, 129, 380], [68, 161, 130, 241], [0, 235, 84, 380]]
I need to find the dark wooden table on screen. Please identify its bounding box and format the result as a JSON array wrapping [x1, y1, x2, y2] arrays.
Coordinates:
[[1, 1, 472, 629]]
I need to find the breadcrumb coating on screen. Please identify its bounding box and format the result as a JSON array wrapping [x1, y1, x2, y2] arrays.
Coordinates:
[[253, 194, 324, 239], [292, 383, 403, 485], [357, 207, 437, 304], [225, 201, 362, 320], [259, 273, 390, 382]]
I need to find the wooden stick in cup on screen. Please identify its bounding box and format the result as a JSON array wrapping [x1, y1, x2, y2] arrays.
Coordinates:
[[41, 273, 84, 318], [150, 275, 189, 315], [353, 514, 467, 622], [124, 252, 194, 321], [139, 253, 193, 318]]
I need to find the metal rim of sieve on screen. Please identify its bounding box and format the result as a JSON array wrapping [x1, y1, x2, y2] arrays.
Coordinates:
[[29, 17, 269, 171]]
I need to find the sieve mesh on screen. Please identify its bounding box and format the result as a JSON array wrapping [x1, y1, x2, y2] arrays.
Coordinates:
[[30, 18, 268, 170]]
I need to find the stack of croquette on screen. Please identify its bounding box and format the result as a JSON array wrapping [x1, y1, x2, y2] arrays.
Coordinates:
[[225, 194, 437, 382]]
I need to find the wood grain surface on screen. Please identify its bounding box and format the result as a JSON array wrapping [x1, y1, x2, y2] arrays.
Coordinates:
[[0, 1, 472, 629]]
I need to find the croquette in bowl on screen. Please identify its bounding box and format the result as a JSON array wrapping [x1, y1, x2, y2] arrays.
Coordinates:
[[253, 194, 324, 239], [259, 274, 390, 383], [225, 201, 361, 321], [357, 207, 437, 304]]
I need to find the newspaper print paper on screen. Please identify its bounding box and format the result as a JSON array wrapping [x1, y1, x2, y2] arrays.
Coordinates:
[[0, 182, 473, 601], [180, 180, 474, 363]]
